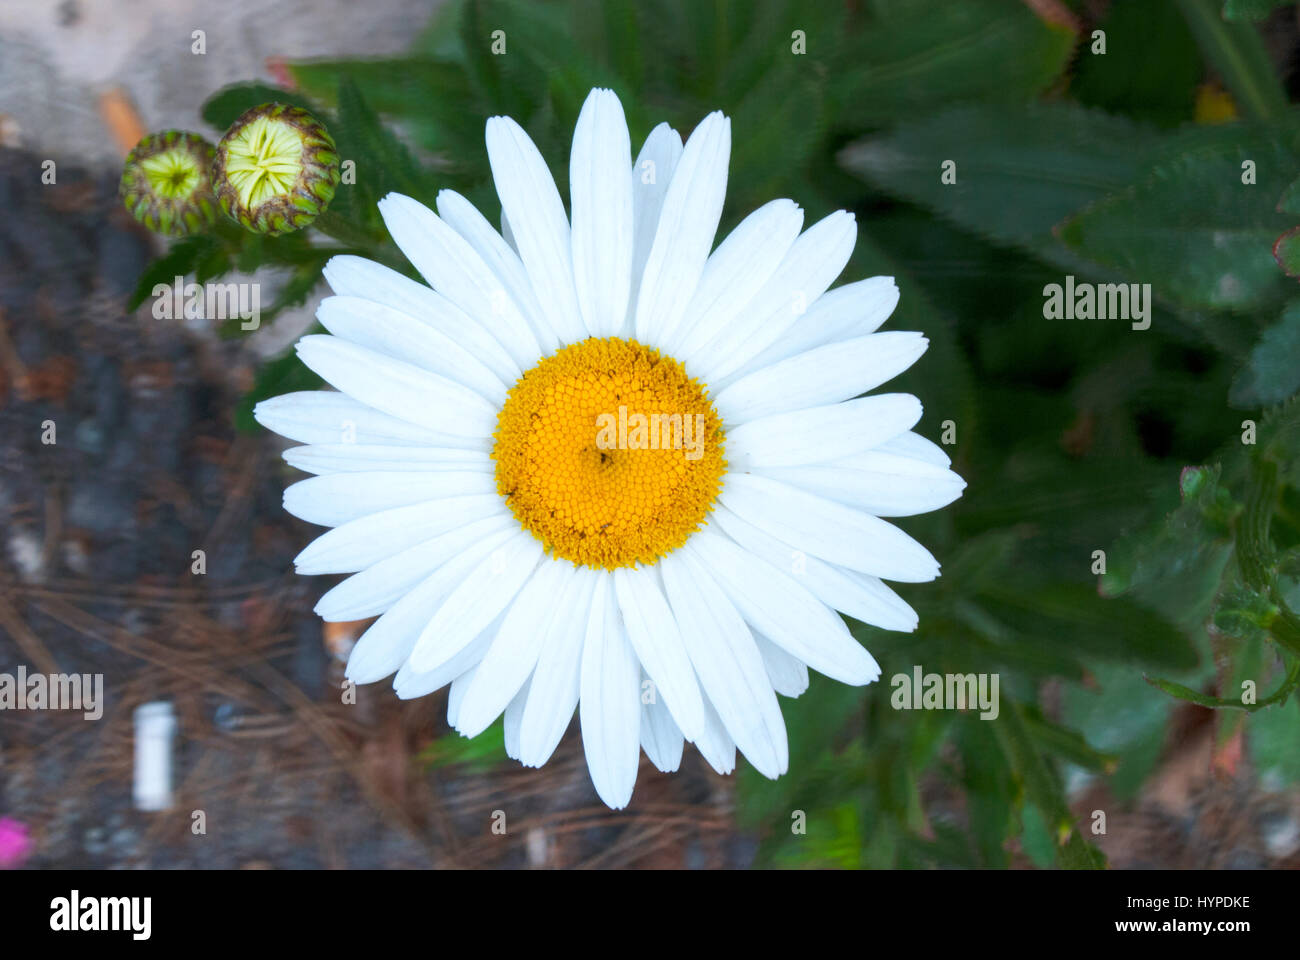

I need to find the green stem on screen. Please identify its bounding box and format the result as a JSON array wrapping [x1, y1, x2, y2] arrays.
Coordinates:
[[1146, 657, 1300, 711], [1176, 0, 1289, 123]]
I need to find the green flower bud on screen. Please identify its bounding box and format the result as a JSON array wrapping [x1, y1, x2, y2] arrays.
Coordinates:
[[119, 131, 219, 236], [212, 103, 340, 236]]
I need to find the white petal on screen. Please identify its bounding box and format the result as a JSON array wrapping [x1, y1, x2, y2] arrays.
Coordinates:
[[686, 528, 880, 685], [455, 557, 575, 738], [315, 514, 516, 621], [295, 335, 497, 438], [570, 89, 634, 338], [283, 471, 495, 528], [485, 116, 586, 344], [323, 255, 521, 384], [317, 295, 507, 405], [659, 550, 788, 779], [714, 332, 928, 425], [726, 394, 922, 469], [580, 574, 642, 808], [377, 193, 544, 368], [757, 452, 967, 517], [668, 198, 803, 357], [627, 123, 684, 328], [693, 696, 736, 776], [640, 689, 684, 773], [396, 614, 500, 701], [719, 473, 940, 582], [633, 111, 731, 347], [711, 505, 918, 632], [876, 430, 952, 467], [406, 531, 544, 673], [283, 443, 491, 476], [293, 495, 507, 574], [613, 566, 706, 742], [519, 568, 598, 766], [724, 276, 899, 381], [753, 632, 809, 698], [501, 209, 517, 253], [692, 210, 857, 384], [503, 678, 529, 760], [344, 527, 513, 684], [395, 613, 501, 701], [254, 391, 449, 447], [447, 664, 478, 727], [436, 188, 559, 353]]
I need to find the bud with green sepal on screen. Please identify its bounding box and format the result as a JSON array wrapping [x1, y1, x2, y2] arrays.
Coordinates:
[[212, 103, 340, 236], [119, 131, 219, 236]]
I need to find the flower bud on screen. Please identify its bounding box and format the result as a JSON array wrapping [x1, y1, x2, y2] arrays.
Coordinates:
[[119, 131, 218, 236], [212, 103, 340, 236]]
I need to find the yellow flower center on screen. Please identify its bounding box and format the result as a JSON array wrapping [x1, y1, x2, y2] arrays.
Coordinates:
[[222, 115, 303, 209], [493, 337, 726, 569], [139, 147, 201, 199]]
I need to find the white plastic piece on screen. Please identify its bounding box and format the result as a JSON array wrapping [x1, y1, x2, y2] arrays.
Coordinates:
[[133, 702, 176, 811]]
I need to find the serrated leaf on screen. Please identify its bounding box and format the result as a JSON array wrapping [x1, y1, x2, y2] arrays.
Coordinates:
[[840, 103, 1157, 253], [1273, 225, 1300, 277], [1277, 174, 1300, 214], [1230, 300, 1300, 406], [1059, 139, 1299, 312]]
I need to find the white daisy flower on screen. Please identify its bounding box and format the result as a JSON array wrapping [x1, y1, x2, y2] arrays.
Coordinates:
[[255, 88, 965, 809]]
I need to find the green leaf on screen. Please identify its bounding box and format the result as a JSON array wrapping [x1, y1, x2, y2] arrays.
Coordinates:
[[1277, 174, 1300, 214], [1072, 0, 1201, 127], [1019, 801, 1056, 868], [286, 57, 482, 158], [978, 582, 1198, 670], [1064, 663, 1184, 800], [1273, 225, 1300, 277], [420, 718, 507, 772], [1222, 0, 1294, 21], [1059, 137, 1299, 313], [201, 82, 317, 131], [1250, 696, 1300, 782], [324, 74, 436, 237], [127, 235, 223, 311], [830, 0, 1076, 130], [1021, 709, 1119, 773], [992, 700, 1106, 869], [725, 61, 826, 211], [1231, 301, 1300, 406], [840, 103, 1157, 254]]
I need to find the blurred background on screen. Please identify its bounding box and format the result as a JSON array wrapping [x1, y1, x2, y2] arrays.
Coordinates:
[[2, 0, 1300, 869]]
